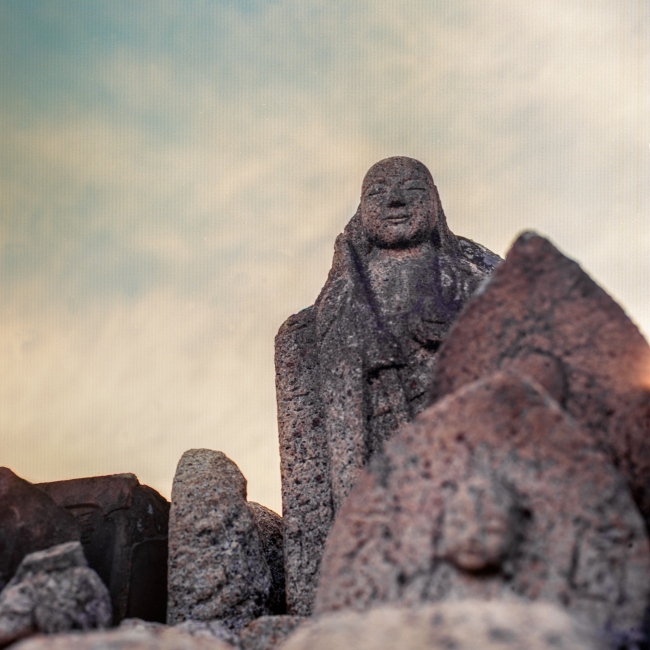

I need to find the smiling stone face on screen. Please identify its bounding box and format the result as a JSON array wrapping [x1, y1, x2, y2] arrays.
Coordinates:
[[440, 476, 518, 573], [360, 157, 437, 250]]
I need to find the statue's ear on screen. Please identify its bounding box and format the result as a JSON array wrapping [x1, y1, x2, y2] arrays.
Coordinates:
[[342, 208, 371, 255]]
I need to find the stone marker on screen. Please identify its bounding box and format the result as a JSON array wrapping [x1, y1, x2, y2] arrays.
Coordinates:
[[0, 541, 111, 648], [0, 468, 80, 591], [276, 156, 500, 614], [167, 449, 271, 630], [248, 502, 286, 615], [279, 601, 605, 650], [37, 473, 169, 624], [314, 372, 650, 638], [11, 626, 234, 650], [429, 231, 650, 521]]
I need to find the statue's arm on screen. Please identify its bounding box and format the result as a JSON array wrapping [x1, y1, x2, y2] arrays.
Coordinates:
[[275, 306, 333, 615]]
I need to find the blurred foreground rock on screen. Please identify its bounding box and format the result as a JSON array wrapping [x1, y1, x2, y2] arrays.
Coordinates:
[[37, 473, 169, 624], [167, 449, 272, 630], [0, 542, 111, 648], [279, 600, 606, 650], [239, 615, 304, 650], [11, 626, 234, 650], [315, 371, 650, 636], [429, 231, 650, 520], [0, 468, 80, 592]]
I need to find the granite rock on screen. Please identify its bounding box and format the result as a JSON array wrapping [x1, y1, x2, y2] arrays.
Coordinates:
[[0, 468, 80, 591], [11, 626, 234, 650], [0, 542, 111, 648], [167, 449, 271, 630], [174, 620, 240, 647], [239, 615, 304, 650], [248, 503, 286, 615], [276, 156, 500, 614], [37, 473, 169, 624], [279, 601, 605, 650], [429, 231, 650, 521], [315, 372, 650, 638]]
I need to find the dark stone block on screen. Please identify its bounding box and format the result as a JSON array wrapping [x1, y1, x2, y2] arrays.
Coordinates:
[[0, 467, 80, 591], [37, 473, 169, 625]]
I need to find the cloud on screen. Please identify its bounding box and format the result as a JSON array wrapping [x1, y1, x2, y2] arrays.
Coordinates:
[[0, 0, 648, 512], [0, 288, 284, 510]]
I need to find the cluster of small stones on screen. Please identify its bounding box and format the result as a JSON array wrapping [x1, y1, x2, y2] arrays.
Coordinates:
[[2, 158, 650, 650]]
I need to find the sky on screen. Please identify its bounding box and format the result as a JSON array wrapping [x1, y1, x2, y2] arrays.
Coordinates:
[[1, 0, 648, 514]]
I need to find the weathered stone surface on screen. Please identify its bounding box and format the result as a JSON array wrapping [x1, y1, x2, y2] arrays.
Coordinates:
[[119, 619, 239, 647], [276, 156, 500, 614], [429, 231, 650, 520], [239, 615, 304, 650], [174, 620, 240, 647], [11, 626, 234, 650], [0, 542, 111, 648], [248, 503, 286, 615], [279, 601, 605, 650], [37, 473, 169, 624], [167, 450, 271, 630], [0, 468, 79, 591], [315, 372, 650, 638]]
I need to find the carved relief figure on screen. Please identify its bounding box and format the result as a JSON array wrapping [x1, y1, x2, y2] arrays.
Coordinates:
[[275, 157, 500, 613], [423, 473, 529, 603], [440, 475, 522, 575]]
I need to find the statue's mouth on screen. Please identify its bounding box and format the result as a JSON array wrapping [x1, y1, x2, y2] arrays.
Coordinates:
[[383, 213, 410, 223]]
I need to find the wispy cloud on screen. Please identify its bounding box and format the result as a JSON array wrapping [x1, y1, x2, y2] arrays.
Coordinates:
[[0, 0, 648, 510]]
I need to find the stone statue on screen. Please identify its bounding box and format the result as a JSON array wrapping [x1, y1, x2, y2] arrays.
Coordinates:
[[439, 474, 524, 575], [275, 156, 500, 614]]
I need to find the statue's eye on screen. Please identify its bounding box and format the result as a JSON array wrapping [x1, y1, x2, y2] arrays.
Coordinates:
[[403, 181, 426, 191], [366, 184, 386, 197]]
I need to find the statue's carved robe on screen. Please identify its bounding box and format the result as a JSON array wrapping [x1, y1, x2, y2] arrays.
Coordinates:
[[275, 212, 500, 615]]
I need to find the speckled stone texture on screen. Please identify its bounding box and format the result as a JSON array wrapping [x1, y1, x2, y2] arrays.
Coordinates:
[[279, 601, 605, 650], [0, 468, 80, 591], [0, 542, 111, 648], [248, 503, 286, 615], [314, 372, 650, 638], [167, 449, 271, 630], [239, 615, 304, 650], [276, 157, 500, 614], [11, 626, 235, 650], [37, 473, 169, 624], [119, 617, 239, 647], [429, 231, 650, 522]]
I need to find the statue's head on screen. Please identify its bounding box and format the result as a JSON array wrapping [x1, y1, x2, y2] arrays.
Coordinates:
[[360, 157, 440, 250], [440, 474, 522, 573]]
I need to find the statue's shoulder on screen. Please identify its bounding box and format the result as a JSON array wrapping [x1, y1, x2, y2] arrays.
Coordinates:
[[275, 305, 317, 352], [456, 236, 502, 276]]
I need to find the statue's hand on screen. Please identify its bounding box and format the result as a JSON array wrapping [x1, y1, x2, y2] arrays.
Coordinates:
[[408, 313, 449, 349]]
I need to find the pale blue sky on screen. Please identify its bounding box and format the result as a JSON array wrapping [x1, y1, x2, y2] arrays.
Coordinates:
[[1, 1, 648, 512]]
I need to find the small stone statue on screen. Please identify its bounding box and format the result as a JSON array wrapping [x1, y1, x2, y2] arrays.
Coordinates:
[[439, 474, 523, 575], [276, 157, 500, 614]]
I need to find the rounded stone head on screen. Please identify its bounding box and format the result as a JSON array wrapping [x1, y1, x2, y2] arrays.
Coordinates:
[[440, 475, 520, 573], [360, 157, 439, 250]]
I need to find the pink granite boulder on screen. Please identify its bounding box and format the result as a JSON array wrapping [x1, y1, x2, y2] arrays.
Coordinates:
[[315, 372, 650, 639], [429, 232, 650, 520]]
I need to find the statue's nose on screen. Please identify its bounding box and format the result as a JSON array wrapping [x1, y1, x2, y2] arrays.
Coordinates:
[[387, 189, 406, 207]]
